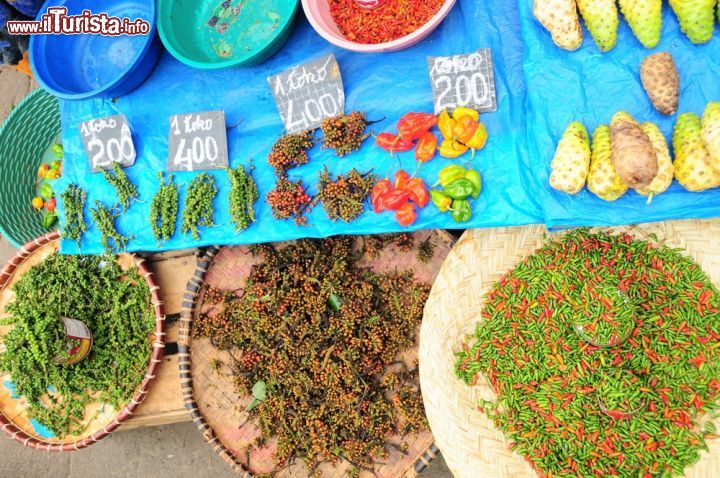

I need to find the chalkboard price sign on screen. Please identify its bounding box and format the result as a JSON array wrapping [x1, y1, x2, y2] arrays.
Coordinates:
[[428, 49, 498, 115], [268, 53, 345, 134], [167, 110, 229, 172], [79, 115, 137, 172]]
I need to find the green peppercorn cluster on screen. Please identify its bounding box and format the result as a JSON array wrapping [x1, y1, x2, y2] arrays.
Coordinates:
[[149, 173, 179, 243], [317, 167, 377, 222], [181, 173, 218, 240], [0, 253, 155, 437], [192, 237, 430, 474], [227, 165, 258, 232], [90, 201, 132, 253], [59, 183, 87, 246], [101, 163, 139, 211], [267, 176, 312, 226], [267, 130, 315, 175], [321, 111, 369, 157]]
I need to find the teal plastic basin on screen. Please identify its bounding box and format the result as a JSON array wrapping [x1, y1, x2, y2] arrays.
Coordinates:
[[158, 0, 300, 69]]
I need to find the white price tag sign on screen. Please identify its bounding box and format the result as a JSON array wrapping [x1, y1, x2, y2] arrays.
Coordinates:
[[80, 115, 137, 172], [268, 53, 345, 134], [167, 111, 229, 172], [428, 49, 498, 115]]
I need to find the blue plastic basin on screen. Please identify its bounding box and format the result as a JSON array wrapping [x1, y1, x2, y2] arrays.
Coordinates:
[[29, 0, 161, 100]]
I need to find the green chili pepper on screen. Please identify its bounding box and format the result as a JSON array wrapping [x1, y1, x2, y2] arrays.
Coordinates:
[[437, 165, 467, 187], [430, 190, 453, 212], [444, 179, 475, 200], [465, 169, 483, 199], [42, 211, 58, 229], [40, 182, 54, 200], [51, 144, 63, 159], [450, 199, 472, 223]]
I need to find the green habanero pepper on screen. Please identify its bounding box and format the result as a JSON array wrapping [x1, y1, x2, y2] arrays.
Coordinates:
[[430, 190, 453, 212], [51, 144, 64, 159], [40, 182, 54, 200], [437, 165, 467, 187], [42, 211, 58, 229], [465, 169, 483, 199], [444, 178, 475, 200], [451, 199, 472, 223]]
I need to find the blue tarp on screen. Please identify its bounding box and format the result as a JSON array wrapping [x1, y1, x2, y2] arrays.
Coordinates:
[[55, 0, 720, 254]]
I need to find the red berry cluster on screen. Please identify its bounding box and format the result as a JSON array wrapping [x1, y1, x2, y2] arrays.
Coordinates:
[[321, 111, 369, 157], [267, 130, 315, 175], [267, 177, 312, 226]]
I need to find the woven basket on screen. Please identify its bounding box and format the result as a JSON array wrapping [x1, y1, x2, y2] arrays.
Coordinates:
[[419, 220, 720, 478], [0, 231, 166, 451], [0, 89, 61, 248], [178, 231, 455, 477]]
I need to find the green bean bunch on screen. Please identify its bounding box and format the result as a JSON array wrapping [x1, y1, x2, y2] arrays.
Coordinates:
[[102, 163, 139, 211], [181, 173, 217, 240], [59, 183, 87, 245], [149, 173, 179, 243], [90, 201, 132, 253], [227, 165, 258, 232]]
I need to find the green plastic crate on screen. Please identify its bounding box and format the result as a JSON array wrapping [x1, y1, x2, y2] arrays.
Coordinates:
[[0, 89, 61, 248]]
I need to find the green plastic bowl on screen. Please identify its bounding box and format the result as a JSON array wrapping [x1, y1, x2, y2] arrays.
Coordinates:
[[0, 89, 61, 249], [158, 0, 300, 69]]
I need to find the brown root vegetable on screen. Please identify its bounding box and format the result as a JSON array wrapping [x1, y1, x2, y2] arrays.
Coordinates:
[[610, 112, 659, 189], [640, 52, 680, 116]]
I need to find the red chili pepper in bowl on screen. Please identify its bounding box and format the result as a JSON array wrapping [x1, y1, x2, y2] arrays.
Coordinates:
[[405, 177, 429, 208], [415, 132, 438, 163], [397, 112, 438, 141], [375, 132, 415, 153], [371, 179, 392, 213], [395, 202, 417, 226]]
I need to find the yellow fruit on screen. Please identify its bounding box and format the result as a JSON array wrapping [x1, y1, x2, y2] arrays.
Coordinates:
[[32, 197, 44, 210], [673, 112, 720, 192], [587, 125, 628, 201], [635, 122, 674, 201], [701, 102, 720, 172], [534, 0, 583, 51], [550, 122, 591, 194]]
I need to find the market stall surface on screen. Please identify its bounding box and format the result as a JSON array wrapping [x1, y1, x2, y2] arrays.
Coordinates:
[[0, 64, 454, 478]]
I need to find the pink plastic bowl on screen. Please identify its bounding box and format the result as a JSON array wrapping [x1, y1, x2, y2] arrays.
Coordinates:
[[301, 0, 457, 53]]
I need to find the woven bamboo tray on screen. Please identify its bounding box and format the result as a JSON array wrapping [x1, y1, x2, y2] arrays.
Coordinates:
[[178, 231, 455, 477], [0, 231, 166, 451], [419, 220, 720, 478]]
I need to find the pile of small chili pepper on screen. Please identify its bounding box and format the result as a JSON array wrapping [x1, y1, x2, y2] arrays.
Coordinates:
[[572, 284, 636, 348], [371, 170, 430, 227], [328, 0, 444, 45], [430, 164, 482, 223], [0, 253, 155, 437], [456, 229, 720, 478], [193, 237, 430, 474], [32, 142, 63, 230], [597, 370, 648, 420]]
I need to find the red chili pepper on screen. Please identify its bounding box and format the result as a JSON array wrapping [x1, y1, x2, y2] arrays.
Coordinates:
[[371, 179, 392, 213], [393, 170, 411, 191], [414, 131, 438, 163], [375, 132, 415, 153], [405, 177, 429, 208], [395, 202, 417, 226], [397, 112, 438, 141], [383, 189, 411, 211]]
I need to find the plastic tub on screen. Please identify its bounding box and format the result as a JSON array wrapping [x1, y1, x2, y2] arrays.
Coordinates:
[[29, 0, 161, 100], [302, 0, 457, 53], [158, 0, 300, 69], [0, 89, 61, 248]]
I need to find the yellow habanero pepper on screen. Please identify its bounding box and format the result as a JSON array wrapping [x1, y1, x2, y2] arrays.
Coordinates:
[[452, 107, 479, 122], [439, 139, 469, 159], [438, 109, 456, 140], [466, 123, 489, 157]]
